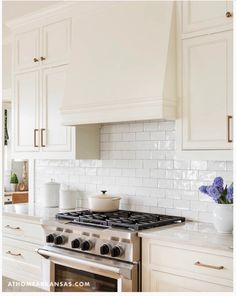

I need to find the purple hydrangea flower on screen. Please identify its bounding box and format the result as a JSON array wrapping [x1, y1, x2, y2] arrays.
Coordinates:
[[199, 185, 208, 194], [206, 186, 220, 202], [213, 177, 224, 189], [226, 184, 233, 202]]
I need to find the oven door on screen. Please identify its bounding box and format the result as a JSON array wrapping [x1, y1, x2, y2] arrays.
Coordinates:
[[37, 246, 139, 292]]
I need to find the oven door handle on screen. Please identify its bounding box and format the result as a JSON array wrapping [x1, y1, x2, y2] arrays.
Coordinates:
[[36, 247, 133, 280]]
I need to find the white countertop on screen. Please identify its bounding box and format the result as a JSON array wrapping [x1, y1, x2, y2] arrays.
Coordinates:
[[2, 203, 85, 223], [139, 221, 233, 256]]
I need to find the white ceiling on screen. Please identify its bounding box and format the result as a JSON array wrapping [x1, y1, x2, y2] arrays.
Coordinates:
[[2, 0, 62, 39]]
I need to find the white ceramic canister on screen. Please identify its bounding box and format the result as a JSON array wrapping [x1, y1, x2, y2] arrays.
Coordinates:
[[42, 179, 60, 208], [60, 186, 78, 210]]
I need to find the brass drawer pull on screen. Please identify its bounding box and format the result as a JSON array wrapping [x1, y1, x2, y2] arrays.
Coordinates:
[[225, 11, 233, 18], [227, 115, 233, 143], [34, 128, 39, 147], [33, 57, 39, 62], [40, 56, 46, 61], [41, 128, 46, 147], [194, 261, 224, 270], [5, 225, 20, 230], [6, 250, 22, 257]]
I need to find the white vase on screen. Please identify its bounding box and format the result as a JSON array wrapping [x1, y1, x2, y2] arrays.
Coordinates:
[[213, 204, 233, 234]]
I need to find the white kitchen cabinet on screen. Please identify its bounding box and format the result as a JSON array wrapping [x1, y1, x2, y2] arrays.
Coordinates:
[[149, 270, 232, 292], [42, 19, 71, 66], [2, 214, 44, 286], [182, 0, 233, 35], [41, 65, 71, 152], [142, 238, 233, 292], [13, 71, 40, 152], [11, 13, 100, 159], [14, 19, 71, 71], [13, 67, 100, 159], [182, 30, 233, 150], [14, 29, 40, 71]]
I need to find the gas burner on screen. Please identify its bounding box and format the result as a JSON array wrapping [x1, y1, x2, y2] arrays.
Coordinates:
[[56, 210, 185, 230]]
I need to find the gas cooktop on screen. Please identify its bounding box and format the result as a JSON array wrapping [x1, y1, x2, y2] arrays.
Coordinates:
[[56, 210, 185, 231]]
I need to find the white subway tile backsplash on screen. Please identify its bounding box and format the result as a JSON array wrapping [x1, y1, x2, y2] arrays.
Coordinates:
[[142, 178, 158, 188], [158, 179, 173, 189], [129, 122, 143, 132], [158, 160, 174, 169], [226, 161, 233, 171], [166, 169, 182, 180], [174, 199, 190, 210], [136, 132, 150, 141], [136, 169, 150, 178], [174, 160, 191, 170], [191, 160, 207, 170], [150, 169, 166, 179], [144, 122, 158, 131], [208, 161, 226, 171], [150, 131, 165, 140], [123, 132, 135, 141], [35, 120, 232, 223], [158, 198, 173, 208], [143, 160, 158, 169]]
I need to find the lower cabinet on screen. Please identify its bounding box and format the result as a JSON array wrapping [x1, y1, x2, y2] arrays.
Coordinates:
[[142, 239, 233, 292], [2, 215, 44, 287], [3, 237, 42, 283], [148, 269, 232, 292]]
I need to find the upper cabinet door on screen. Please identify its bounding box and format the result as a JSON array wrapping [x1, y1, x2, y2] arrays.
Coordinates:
[[182, 30, 233, 150], [41, 65, 72, 152], [182, 0, 233, 34], [14, 29, 40, 71], [14, 71, 40, 152], [42, 19, 71, 66]]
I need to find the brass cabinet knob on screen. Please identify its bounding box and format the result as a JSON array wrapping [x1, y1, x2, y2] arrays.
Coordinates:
[[225, 11, 233, 18], [33, 57, 39, 62], [40, 56, 46, 61]]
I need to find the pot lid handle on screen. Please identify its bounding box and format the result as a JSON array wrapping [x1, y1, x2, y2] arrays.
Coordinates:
[[101, 190, 107, 195]]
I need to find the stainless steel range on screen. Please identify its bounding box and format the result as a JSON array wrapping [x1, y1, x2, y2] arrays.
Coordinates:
[[37, 210, 185, 292]]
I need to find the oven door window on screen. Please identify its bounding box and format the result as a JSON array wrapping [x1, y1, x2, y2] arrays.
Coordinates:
[[54, 264, 117, 292]]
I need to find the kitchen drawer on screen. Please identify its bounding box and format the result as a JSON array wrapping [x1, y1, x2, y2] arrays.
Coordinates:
[[2, 237, 42, 282], [150, 269, 232, 292], [149, 243, 232, 282], [3, 236, 41, 266], [3, 216, 44, 244]]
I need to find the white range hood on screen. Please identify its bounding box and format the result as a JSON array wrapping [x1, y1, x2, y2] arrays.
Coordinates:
[[61, 1, 177, 125]]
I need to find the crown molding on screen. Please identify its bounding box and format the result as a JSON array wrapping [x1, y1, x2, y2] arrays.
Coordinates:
[[5, 2, 76, 29]]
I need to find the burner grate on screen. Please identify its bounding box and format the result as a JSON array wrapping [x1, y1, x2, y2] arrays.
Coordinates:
[[56, 210, 185, 230]]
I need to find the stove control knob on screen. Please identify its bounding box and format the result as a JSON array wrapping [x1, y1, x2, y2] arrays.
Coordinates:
[[81, 240, 92, 251], [100, 244, 110, 255], [111, 246, 123, 257], [54, 235, 65, 245], [46, 234, 55, 243], [71, 239, 82, 249]]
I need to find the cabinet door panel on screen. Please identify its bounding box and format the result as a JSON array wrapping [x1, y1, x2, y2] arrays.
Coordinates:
[[42, 19, 71, 66], [14, 29, 40, 71], [14, 71, 40, 152], [41, 66, 71, 152], [150, 270, 232, 292], [182, 31, 232, 150], [182, 0, 233, 34]]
